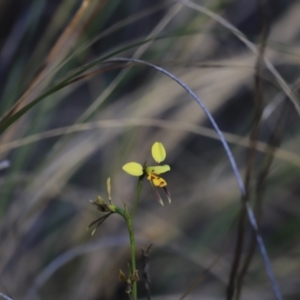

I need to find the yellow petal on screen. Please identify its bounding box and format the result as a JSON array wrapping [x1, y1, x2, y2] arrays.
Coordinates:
[[146, 165, 170, 175], [122, 162, 143, 176], [147, 173, 167, 187], [152, 142, 166, 163]]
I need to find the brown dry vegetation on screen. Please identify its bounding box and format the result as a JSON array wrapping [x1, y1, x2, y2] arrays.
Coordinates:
[[0, 0, 300, 299]]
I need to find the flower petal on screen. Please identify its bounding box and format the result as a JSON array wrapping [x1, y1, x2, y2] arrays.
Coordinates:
[[151, 142, 166, 163], [122, 162, 143, 176], [147, 173, 167, 187], [146, 165, 170, 175], [149, 180, 164, 206], [163, 187, 171, 204]]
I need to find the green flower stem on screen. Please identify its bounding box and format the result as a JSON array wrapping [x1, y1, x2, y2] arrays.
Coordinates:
[[132, 179, 143, 219], [114, 203, 138, 300], [124, 203, 137, 299], [114, 206, 125, 216]]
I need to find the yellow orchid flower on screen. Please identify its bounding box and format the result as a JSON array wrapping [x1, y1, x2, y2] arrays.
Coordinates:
[[122, 142, 171, 205]]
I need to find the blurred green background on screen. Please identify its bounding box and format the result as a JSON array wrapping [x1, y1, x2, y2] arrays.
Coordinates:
[[0, 0, 299, 299]]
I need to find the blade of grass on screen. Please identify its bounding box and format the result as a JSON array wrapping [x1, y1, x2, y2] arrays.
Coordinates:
[[235, 104, 289, 300], [0, 33, 197, 135], [1, 0, 96, 120], [227, 1, 270, 298], [76, 2, 186, 123], [175, 0, 300, 118], [101, 57, 283, 300], [1, 118, 299, 167]]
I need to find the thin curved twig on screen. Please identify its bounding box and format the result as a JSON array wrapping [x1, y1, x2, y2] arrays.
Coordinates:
[[227, 2, 270, 298], [0, 292, 13, 300], [102, 57, 282, 300], [175, 0, 300, 118]]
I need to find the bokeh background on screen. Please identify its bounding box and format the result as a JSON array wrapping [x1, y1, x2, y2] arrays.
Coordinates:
[[0, 0, 300, 299]]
